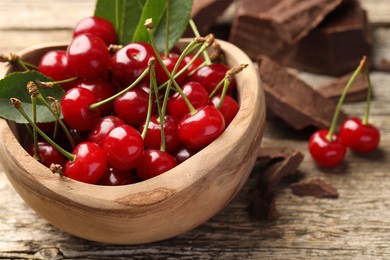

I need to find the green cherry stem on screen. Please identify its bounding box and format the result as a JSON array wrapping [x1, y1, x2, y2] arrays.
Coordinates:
[[89, 65, 150, 111], [10, 98, 75, 162], [209, 64, 248, 99], [141, 58, 158, 139], [145, 19, 196, 115], [30, 91, 40, 160], [188, 19, 212, 65], [30, 81, 76, 149], [363, 64, 373, 125], [326, 56, 367, 142], [36, 77, 78, 88]]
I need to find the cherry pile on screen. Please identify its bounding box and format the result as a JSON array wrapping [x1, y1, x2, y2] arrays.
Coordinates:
[[20, 16, 242, 185], [308, 56, 380, 168]]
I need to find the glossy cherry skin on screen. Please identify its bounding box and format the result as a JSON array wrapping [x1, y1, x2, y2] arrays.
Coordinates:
[[111, 42, 155, 86], [67, 34, 109, 79], [167, 81, 209, 120], [97, 167, 136, 186], [174, 145, 197, 164], [183, 54, 204, 74], [87, 115, 125, 147], [136, 149, 177, 180], [76, 78, 116, 115], [63, 141, 108, 184], [210, 94, 239, 126], [113, 87, 153, 127], [103, 125, 144, 170], [73, 16, 117, 46], [340, 117, 380, 153], [139, 115, 181, 153], [155, 53, 187, 85], [308, 129, 347, 168], [178, 105, 225, 150], [38, 50, 76, 90], [26, 141, 67, 168], [187, 63, 235, 94], [61, 87, 101, 132]]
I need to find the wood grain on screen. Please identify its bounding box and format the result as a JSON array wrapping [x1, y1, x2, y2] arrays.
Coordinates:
[[1, 0, 390, 258]]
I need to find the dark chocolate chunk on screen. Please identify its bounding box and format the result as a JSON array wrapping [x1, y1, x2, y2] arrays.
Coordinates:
[[317, 70, 370, 102], [286, 0, 372, 76], [257, 55, 347, 130], [184, 0, 234, 37], [250, 147, 304, 220], [290, 178, 339, 198], [229, 0, 342, 60]]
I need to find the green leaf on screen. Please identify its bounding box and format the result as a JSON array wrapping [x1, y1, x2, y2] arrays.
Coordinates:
[[0, 71, 65, 124], [94, 0, 146, 45], [154, 0, 193, 52], [131, 0, 166, 44]]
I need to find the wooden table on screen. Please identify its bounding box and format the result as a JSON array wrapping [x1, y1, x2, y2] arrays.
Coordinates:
[[1, 1, 390, 259]]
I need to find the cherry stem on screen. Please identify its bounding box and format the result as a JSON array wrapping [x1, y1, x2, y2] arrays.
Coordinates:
[[145, 19, 196, 115], [217, 78, 231, 110], [141, 63, 158, 139], [363, 65, 373, 125], [10, 98, 75, 162], [89, 66, 150, 111], [30, 95, 40, 160], [30, 81, 76, 149], [326, 56, 367, 141], [36, 77, 78, 89], [164, 0, 170, 57], [188, 19, 212, 65]]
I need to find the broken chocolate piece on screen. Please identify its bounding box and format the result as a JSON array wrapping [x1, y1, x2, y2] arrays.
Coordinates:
[[317, 70, 370, 102], [257, 55, 347, 130], [286, 0, 372, 76], [290, 178, 339, 198], [229, 0, 341, 60], [185, 0, 234, 37], [250, 147, 304, 220]]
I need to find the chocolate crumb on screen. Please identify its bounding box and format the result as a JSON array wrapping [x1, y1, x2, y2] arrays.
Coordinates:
[[290, 178, 339, 198]]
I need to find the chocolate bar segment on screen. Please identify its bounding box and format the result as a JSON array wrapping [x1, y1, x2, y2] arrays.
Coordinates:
[[257, 55, 347, 130], [229, 0, 342, 60], [317, 70, 370, 102], [286, 0, 372, 76], [290, 178, 339, 198]]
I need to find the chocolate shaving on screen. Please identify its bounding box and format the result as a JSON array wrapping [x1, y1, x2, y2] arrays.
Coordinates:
[[317, 70, 370, 102], [257, 55, 347, 130], [250, 147, 304, 220], [290, 178, 339, 198]]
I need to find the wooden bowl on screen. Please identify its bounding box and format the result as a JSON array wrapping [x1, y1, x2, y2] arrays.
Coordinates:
[[0, 39, 265, 244]]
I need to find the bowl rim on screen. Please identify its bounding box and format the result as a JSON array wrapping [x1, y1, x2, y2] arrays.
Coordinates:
[[0, 38, 265, 210]]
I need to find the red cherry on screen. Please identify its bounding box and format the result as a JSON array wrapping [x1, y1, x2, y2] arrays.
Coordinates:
[[97, 167, 136, 186], [73, 16, 117, 46], [63, 142, 107, 184], [167, 81, 209, 120], [187, 63, 235, 94], [155, 53, 187, 85], [26, 141, 67, 168], [87, 115, 125, 147], [113, 86, 153, 127], [61, 87, 101, 132], [308, 129, 347, 168], [178, 105, 225, 150], [76, 78, 116, 115], [174, 145, 197, 164], [136, 149, 177, 180], [183, 54, 204, 74], [111, 42, 155, 86], [210, 94, 239, 126], [67, 34, 109, 79], [38, 50, 76, 90], [139, 115, 181, 153], [340, 117, 380, 153], [103, 125, 144, 170]]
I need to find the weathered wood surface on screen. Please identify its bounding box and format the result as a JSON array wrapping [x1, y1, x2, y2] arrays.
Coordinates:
[[1, 0, 390, 259]]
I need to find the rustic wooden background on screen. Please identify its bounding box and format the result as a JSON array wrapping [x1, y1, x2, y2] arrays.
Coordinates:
[[1, 0, 390, 259]]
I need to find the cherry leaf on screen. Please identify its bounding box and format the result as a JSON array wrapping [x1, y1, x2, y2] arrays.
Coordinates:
[[0, 71, 65, 124]]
